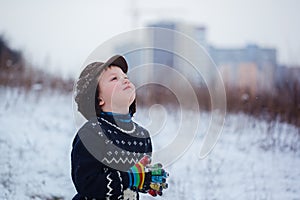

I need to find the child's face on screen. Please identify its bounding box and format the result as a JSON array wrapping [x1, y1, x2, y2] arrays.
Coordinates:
[[97, 66, 136, 114]]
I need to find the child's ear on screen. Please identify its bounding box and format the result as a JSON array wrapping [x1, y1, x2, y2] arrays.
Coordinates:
[[99, 98, 104, 106]]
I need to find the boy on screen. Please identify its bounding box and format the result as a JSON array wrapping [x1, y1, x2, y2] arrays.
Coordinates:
[[71, 55, 169, 200]]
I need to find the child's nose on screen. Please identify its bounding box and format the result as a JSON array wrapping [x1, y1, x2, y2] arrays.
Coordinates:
[[122, 77, 130, 84]]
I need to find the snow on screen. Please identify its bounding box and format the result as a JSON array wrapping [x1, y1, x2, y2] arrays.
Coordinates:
[[0, 87, 299, 200], [0, 88, 76, 200]]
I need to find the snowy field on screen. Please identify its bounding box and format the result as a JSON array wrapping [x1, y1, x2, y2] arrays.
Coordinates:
[[0, 87, 300, 200]]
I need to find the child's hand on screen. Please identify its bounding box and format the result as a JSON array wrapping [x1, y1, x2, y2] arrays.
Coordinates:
[[127, 156, 169, 196], [127, 155, 151, 192], [146, 163, 169, 197]]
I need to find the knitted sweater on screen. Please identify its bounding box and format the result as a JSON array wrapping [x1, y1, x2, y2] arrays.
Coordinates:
[[71, 112, 152, 200]]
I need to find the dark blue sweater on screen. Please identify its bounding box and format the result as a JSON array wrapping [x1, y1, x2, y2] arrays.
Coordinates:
[[71, 113, 152, 200]]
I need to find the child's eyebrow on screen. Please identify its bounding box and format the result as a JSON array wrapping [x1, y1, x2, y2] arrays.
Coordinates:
[[108, 72, 118, 76], [107, 71, 126, 76], [106, 72, 119, 76]]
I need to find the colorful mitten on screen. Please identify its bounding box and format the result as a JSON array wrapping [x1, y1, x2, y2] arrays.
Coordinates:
[[128, 156, 169, 196], [127, 155, 151, 192], [146, 163, 169, 197]]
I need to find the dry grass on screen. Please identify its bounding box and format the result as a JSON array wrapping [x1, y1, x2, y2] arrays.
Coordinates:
[[136, 80, 300, 128]]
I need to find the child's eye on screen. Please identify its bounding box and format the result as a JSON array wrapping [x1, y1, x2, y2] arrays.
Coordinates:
[[111, 77, 117, 81]]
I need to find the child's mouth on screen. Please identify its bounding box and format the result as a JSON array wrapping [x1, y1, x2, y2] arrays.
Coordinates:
[[124, 86, 131, 90]]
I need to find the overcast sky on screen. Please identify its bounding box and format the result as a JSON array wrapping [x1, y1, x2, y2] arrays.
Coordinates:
[[0, 0, 299, 77]]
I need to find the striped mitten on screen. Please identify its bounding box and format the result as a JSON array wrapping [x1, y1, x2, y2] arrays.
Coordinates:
[[127, 155, 151, 192], [127, 156, 169, 196]]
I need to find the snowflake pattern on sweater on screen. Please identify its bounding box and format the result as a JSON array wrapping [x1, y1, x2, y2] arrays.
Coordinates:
[[71, 113, 152, 200]]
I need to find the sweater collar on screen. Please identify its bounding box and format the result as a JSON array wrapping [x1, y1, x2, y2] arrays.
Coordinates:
[[99, 111, 132, 123]]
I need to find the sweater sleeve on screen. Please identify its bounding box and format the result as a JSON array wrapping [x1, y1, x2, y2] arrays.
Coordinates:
[[71, 125, 130, 199]]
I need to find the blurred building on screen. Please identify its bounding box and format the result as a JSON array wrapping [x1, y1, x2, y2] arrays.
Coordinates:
[[113, 20, 279, 94], [209, 44, 277, 94], [146, 21, 212, 85], [275, 65, 300, 88], [147, 22, 176, 68]]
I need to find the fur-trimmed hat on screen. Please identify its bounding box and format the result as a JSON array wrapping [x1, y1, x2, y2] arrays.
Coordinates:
[[74, 55, 136, 120]]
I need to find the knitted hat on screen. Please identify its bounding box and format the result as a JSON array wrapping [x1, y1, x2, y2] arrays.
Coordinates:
[[75, 55, 136, 120]]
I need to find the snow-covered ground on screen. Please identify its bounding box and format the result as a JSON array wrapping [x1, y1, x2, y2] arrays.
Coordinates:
[[0, 87, 299, 200]]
